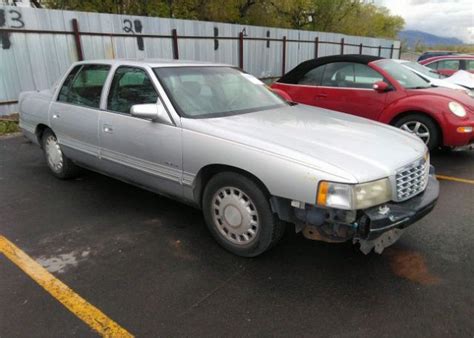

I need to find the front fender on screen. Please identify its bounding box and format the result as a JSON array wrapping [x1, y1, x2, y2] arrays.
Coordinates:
[[181, 128, 356, 206], [378, 95, 448, 127]]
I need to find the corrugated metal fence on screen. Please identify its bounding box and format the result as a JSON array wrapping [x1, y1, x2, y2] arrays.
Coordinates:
[[0, 5, 400, 115]]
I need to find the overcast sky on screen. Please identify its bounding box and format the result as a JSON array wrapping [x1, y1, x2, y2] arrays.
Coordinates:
[[375, 0, 474, 43]]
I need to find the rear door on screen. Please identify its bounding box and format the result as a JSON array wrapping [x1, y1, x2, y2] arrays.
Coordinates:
[[98, 65, 183, 197], [49, 64, 110, 166]]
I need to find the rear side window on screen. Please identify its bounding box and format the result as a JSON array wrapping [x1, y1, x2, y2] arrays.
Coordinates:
[[298, 66, 324, 85], [57, 65, 81, 102], [58, 64, 111, 109], [107, 67, 158, 114]]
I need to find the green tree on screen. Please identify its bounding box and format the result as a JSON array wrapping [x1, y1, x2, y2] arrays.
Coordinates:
[[43, 0, 404, 39]]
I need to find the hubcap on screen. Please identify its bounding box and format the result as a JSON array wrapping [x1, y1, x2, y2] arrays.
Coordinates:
[[212, 187, 259, 245], [45, 135, 63, 172], [400, 121, 430, 144]]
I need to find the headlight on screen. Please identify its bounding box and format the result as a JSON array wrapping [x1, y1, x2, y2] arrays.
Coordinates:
[[317, 178, 392, 210], [448, 101, 466, 117]]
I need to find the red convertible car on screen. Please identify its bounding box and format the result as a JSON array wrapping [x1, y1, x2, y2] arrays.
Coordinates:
[[271, 55, 474, 150]]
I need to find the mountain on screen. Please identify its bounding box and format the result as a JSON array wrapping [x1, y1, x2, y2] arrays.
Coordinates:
[[398, 30, 463, 48]]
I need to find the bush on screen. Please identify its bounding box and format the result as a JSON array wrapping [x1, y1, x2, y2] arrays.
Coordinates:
[[0, 115, 20, 135]]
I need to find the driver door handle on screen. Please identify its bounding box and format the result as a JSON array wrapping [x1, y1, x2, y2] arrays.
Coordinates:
[[315, 93, 328, 99], [103, 124, 114, 134]]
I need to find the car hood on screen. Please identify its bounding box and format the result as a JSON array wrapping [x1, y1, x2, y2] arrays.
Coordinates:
[[182, 104, 426, 183], [445, 70, 474, 90]]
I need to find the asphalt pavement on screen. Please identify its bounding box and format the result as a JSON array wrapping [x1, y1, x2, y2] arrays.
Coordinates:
[[1, 134, 473, 337]]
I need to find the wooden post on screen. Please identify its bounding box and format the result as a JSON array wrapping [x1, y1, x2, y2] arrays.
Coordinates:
[[340, 38, 344, 55], [378, 45, 382, 57], [390, 44, 394, 58], [314, 36, 319, 59], [238, 32, 244, 70], [359, 43, 363, 55], [171, 29, 179, 60], [71, 19, 83, 61], [282, 36, 287, 75]]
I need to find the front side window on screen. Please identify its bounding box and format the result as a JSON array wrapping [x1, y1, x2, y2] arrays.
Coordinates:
[[321, 62, 354, 87], [425, 62, 438, 70], [319, 62, 383, 88], [58, 64, 110, 108], [107, 67, 158, 114], [298, 66, 324, 85], [353, 64, 384, 88], [154, 67, 286, 118], [437, 59, 460, 70]]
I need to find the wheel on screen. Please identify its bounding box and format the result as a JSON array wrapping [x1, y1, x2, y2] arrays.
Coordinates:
[[41, 129, 80, 179], [202, 172, 285, 257], [394, 114, 440, 151]]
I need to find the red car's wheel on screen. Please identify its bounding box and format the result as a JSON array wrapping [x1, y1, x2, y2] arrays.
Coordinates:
[[394, 114, 440, 151]]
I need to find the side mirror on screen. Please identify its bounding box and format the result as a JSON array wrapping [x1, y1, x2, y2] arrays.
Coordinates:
[[130, 100, 171, 124], [372, 81, 389, 93]]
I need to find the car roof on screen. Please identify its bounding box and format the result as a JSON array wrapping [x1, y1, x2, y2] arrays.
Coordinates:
[[73, 58, 232, 68], [421, 55, 474, 64], [278, 54, 383, 83]]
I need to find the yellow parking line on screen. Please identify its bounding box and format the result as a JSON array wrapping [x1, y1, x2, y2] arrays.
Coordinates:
[[436, 175, 474, 185], [0, 235, 133, 338]]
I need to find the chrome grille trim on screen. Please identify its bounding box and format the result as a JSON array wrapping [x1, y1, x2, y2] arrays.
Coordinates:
[[394, 158, 429, 202]]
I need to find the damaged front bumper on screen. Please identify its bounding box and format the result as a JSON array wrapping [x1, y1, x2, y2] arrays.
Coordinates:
[[355, 174, 439, 253], [272, 172, 439, 255]]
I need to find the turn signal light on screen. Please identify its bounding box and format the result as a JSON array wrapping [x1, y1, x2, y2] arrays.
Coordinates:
[[317, 182, 329, 205], [456, 126, 473, 133]]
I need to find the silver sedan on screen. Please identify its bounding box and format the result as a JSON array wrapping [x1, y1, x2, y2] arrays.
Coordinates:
[[19, 59, 439, 256]]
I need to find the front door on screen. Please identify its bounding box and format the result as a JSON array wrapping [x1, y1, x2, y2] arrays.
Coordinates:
[[314, 62, 388, 121], [99, 66, 183, 198]]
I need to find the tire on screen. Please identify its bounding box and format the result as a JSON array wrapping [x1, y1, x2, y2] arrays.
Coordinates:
[[394, 114, 440, 151], [41, 129, 80, 179], [202, 172, 285, 257]]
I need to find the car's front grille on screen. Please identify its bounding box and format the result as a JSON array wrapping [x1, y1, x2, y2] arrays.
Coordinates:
[[395, 159, 428, 201]]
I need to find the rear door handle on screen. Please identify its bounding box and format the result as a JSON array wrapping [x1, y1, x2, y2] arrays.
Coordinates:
[[103, 125, 113, 133]]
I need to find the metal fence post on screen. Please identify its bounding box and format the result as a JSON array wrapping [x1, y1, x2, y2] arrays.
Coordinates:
[[378, 45, 382, 57], [171, 28, 179, 59], [238, 32, 244, 70], [340, 38, 344, 55], [282, 36, 287, 75], [390, 44, 394, 58], [314, 36, 319, 59], [359, 43, 363, 54], [71, 19, 83, 61]]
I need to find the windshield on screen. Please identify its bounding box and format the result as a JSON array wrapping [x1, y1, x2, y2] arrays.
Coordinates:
[[376, 60, 431, 89], [154, 66, 287, 118], [403, 61, 443, 79]]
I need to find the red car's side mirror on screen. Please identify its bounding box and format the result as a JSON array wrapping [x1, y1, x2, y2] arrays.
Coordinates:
[[372, 81, 389, 93]]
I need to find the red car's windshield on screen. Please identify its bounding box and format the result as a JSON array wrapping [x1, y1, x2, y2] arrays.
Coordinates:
[[375, 60, 432, 89]]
